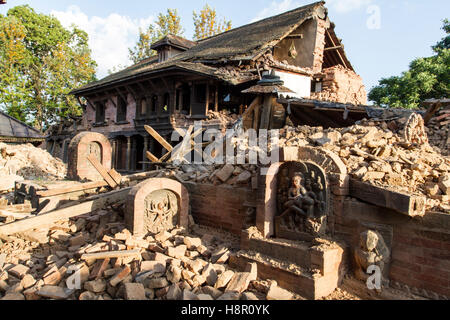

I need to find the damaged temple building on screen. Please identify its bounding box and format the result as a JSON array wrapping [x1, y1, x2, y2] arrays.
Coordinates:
[[49, 1, 368, 171], [1, 1, 449, 302]]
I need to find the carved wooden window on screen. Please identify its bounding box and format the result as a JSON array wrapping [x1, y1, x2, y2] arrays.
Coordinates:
[[95, 101, 105, 124], [194, 83, 207, 104], [117, 96, 127, 122], [151, 95, 158, 114], [163, 93, 170, 113], [140, 98, 147, 117]]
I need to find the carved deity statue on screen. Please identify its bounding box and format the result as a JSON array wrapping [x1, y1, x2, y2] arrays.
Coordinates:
[[276, 162, 328, 236], [354, 230, 391, 285], [144, 189, 179, 234]]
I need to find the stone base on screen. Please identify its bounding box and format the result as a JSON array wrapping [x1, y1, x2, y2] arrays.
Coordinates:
[[125, 178, 189, 236], [234, 231, 348, 299]]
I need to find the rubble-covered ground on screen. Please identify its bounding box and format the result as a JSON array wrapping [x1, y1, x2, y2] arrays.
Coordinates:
[[0, 142, 67, 193], [158, 115, 450, 213], [0, 209, 308, 301], [0, 209, 425, 301]]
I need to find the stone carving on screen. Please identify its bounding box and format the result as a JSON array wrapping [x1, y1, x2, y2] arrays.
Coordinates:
[[67, 132, 112, 181], [354, 230, 391, 286], [144, 189, 179, 234], [276, 162, 328, 236], [404, 113, 428, 145]]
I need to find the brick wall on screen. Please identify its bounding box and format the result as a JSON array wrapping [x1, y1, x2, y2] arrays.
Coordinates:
[[334, 197, 450, 298], [84, 95, 137, 136], [184, 182, 252, 235], [311, 65, 367, 105]]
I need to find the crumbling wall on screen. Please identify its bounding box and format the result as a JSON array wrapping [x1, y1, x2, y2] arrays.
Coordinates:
[[334, 198, 450, 298], [311, 65, 367, 105]]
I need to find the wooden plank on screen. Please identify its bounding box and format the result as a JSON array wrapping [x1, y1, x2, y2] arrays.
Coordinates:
[[349, 179, 426, 217], [144, 125, 173, 152], [0, 210, 32, 220], [159, 152, 172, 163], [423, 101, 442, 124], [0, 188, 131, 236], [242, 96, 261, 120], [108, 169, 122, 185], [260, 96, 273, 130], [146, 151, 159, 163], [87, 154, 118, 188], [36, 181, 108, 198], [81, 249, 141, 261]]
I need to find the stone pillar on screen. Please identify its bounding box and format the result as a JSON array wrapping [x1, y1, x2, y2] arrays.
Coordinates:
[[143, 136, 149, 171], [150, 137, 155, 158], [131, 137, 137, 172], [126, 136, 131, 172], [111, 139, 117, 169]]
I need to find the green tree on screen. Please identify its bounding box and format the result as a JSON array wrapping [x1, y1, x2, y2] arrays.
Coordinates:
[[433, 19, 449, 51], [193, 4, 232, 41], [369, 19, 450, 109], [0, 15, 29, 121], [129, 9, 184, 64], [0, 5, 97, 131]]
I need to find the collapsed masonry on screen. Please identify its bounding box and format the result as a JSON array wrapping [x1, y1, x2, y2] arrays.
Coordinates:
[[0, 103, 449, 300], [46, 1, 367, 169], [1, 1, 449, 301]]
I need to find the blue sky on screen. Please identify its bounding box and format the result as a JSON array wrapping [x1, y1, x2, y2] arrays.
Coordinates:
[[1, 0, 449, 97]]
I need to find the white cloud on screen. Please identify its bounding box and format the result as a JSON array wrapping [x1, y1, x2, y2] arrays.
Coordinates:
[[327, 0, 374, 13], [252, 0, 374, 21], [51, 5, 154, 78], [252, 0, 302, 22]]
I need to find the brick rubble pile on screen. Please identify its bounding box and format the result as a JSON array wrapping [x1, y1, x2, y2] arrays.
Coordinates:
[[278, 119, 449, 213], [0, 143, 67, 192], [161, 114, 449, 213], [0, 211, 297, 301]]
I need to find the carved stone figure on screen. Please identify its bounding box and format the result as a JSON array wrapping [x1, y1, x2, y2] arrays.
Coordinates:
[[276, 162, 329, 235], [354, 230, 391, 285], [404, 113, 429, 145], [144, 189, 179, 234]]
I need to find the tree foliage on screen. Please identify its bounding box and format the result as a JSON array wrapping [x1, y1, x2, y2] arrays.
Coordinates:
[[0, 5, 97, 131], [193, 4, 232, 41], [128, 9, 184, 64], [369, 19, 450, 109]]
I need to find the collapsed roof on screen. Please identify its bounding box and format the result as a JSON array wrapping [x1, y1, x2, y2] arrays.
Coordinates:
[[0, 111, 43, 142], [71, 1, 353, 96]]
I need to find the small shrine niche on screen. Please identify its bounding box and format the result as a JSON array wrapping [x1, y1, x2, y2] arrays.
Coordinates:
[[275, 161, 330, 239], [144, 189, 179, 234]]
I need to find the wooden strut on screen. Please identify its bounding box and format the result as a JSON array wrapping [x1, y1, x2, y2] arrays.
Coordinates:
[[0, 188, 131, 236], [87, 154, 119, 188], [349, 179, 426, 217]]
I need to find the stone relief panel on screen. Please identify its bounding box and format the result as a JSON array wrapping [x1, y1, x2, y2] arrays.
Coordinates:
[[144, 189, 179, 234], [275, 161, 330, 238]]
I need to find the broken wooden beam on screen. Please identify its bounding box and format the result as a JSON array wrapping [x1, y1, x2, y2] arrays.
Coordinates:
[[0, 209, 32, 220], [349, 179, 426, 217], [0, 187, 131, 236], [146, 151, 159, 163], [87, 154, 118, 188], [144, 125, 173, 153], [36, 181, 108, 198], [81, 249, 141, 261]]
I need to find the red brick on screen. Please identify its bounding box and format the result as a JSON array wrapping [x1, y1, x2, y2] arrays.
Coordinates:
[[391, 260, 421, 273], [420, 238, 442, 250], [413, 255, 441, 268], [421, 266, 450, 281]]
